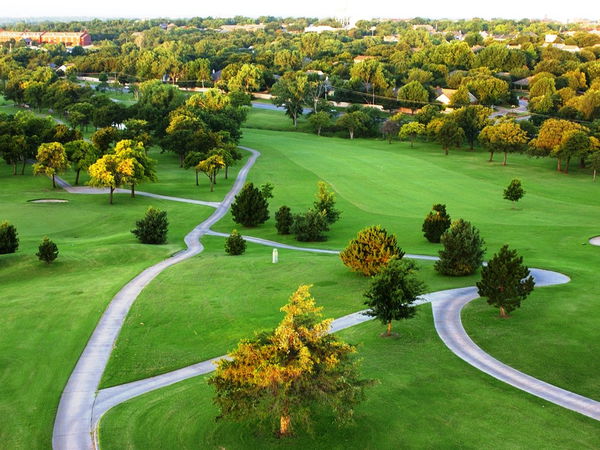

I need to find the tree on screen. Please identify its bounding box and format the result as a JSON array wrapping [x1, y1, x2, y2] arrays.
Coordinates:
[[530, 118, 588, 171], [197, 154, 226, 192], [479, 120, 528, 165], [309, 111, 332, 136], [436, 120, 465, 155], [225, 229, 246, 255], [313, 181, 340, 225], [114, 140, 157, 197], [340, 225, 405, 276], [336, 111, 368, 139], [555, 130, 591, 173], [291, 209, 328, 242], [275, 206, 294, 235], [36, 237, 58, 264], [435, 219, 485, 276], [33, 142, 70, 188], [91, 126, 119, 153], [0, 221, 19, 254], [364, 259, 426, 336], [449, 85, 472, 108], [64, 140, 99, 185], [503, 179, 525, 207], [422, 204, 451, 243], [397, 81, 428, 113], [399, 122, 426, 148], [88, 153, 135, 204], [231, 182, 269, 227], [476, 245, 535, 318], [183, 151, 205, 186], [227, 63, 263, 93], [350, 59, 388, 104], [381, 119, 400, 144], [450, 105, 492, 150], [590, 151, 600, 181], [271, 72, 309, 128], [208, 285, 371, 436], [131, 207, 168, 244]]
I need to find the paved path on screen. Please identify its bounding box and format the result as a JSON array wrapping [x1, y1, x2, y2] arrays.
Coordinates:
[[54, 176, 221, 208], [52, 147, 259, 450], [251, 101, 311, 115]]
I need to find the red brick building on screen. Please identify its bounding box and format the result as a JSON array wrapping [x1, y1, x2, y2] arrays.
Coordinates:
[[0, 30, 92, 46]]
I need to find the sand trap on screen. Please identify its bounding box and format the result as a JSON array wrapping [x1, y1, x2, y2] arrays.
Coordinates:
[[589, 236, 600, 246], [28, 198, 69, 203]]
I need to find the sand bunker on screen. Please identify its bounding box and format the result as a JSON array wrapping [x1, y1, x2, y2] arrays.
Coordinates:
[[28, 198, 69, 203], [589, 236, 600, 246]]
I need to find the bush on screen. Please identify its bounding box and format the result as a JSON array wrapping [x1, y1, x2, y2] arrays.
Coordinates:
[[36, 237, 59, 263], [422, 204, 451, 243], [231, 182, 269, 227], [434, 219, 485, 276], [131, 207, 168, 244], [340, 225, 405, 276], [504, 179, 525, 206], [225, 229, 246, 255], [291, 209, 328, 242], [275, 206, 293, 235], [313, 181, 340, 226], [0, 221, 19, 254]]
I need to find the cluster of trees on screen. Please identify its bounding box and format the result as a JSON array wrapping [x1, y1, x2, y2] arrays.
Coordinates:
[[0, 221, 59, 263]]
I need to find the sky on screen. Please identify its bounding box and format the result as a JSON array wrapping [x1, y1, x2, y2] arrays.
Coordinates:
[[1, 0, 599, 22]]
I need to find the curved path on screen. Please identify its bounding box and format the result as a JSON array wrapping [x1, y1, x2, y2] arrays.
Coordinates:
[[52, 147, 259, 450], [53, 145, 600, 450]]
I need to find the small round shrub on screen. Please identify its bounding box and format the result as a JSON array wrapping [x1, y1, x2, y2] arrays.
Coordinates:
[[291, 209, 328, 242], [275, 206, 294, 235], [36, 237, 59, 263], [231, 182, 269, 227], [422, 204, 451, 243], [434, 219, 485, 276], [340, 225, 405, 276], [0, 221, 19, 254], [225, 229, 246, 255], [131, 207, 168, 244]]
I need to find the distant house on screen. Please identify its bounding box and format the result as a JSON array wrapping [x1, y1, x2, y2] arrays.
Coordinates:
[[513, 77, 532, 89], [219, 24, 265, 33], [506, 44, 522, 50], [435, 87, 477, 106], [545, 34, 558, 43], [383, 35, 399, 43], [353, 55, 376, 64], [304, 25, 340, 33], [412, 24, 435, 33], [0, 30, 91, 46]]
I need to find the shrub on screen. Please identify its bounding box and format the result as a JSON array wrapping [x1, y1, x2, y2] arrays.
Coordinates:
[[434, 219, 485, 276], [275, 206, 293, 235], [231, 182, 269, 227], [313, 181, 341, 225], [422, 204, 451, 243], [225, 229, 247, 255], [340, 225, 405, 276], [291, 209, 328, 242], [131, 207, 168, 244], [0, 221, 19, 254], [503, 179, 525, 206], [36, 237, 59, 263]]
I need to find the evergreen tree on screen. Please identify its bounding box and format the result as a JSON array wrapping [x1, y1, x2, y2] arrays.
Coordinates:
[[364, 259, 426, 336], [275, 206, 294, 235], [231, 182, 269, 227], [0, 221, 19, 254], [36, 237, 59, 263], [313, 181, 341, 225], [476, 245, 535, 317], [225, 229, 246, 255], [435, 219, 485, 276], [340, 225, 405, 276], [131, 207, 168, 244], [209, 285, 373, 436], [422, 204, 451, 243], [503, 179, 525, 207], [291, 209, 328, 242]]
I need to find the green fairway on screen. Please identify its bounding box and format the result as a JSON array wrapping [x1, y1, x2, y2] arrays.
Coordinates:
[[244, 108, 312, 133], [0, 163, 214, 448], [98, 308, 600, 450]]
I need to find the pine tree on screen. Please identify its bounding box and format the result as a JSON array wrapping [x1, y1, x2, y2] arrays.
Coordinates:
[[503, 179, 525, 207], [434, 219, 485, 276], [208, 285, 373, 436], [36, 237, 59, 263], [340, 225, 405, 276], [422, 204, 451, 243], [131, 207, 168, 244], [275, 206, 294, 235], [225, 229, 247, 255], [0, 221, 19, 254], [313, 181, 341, 225], [476, 245, 535, 318], [364, 259, 426, 336], [231, 182, 269, 227]]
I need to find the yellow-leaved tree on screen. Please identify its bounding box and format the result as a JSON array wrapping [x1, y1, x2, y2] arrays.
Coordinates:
[[479, 120, 528, 165], [340, 225, 405, 276], [530, 118, 589, 172], [196, 154, 225, 192], [209, 285, 373, 437], [33, 142, 70, 188], [87, 153, 134, 204]]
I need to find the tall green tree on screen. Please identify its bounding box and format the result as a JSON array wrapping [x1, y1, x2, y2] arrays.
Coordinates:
[[350, 59, 388, 105], [435, 219, 485, 276], [476, 245, 535, 318], [65, 140, 99, 185], [450, 105, 492, 150], [397, 81, 428, 113], [436, 120, 465, 155], [364, 259, 426, 336], [231, 182, 269, 227], [271, 72, 310, 128], [313, 181, 340, 225], [479, 120, 528, 165]]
